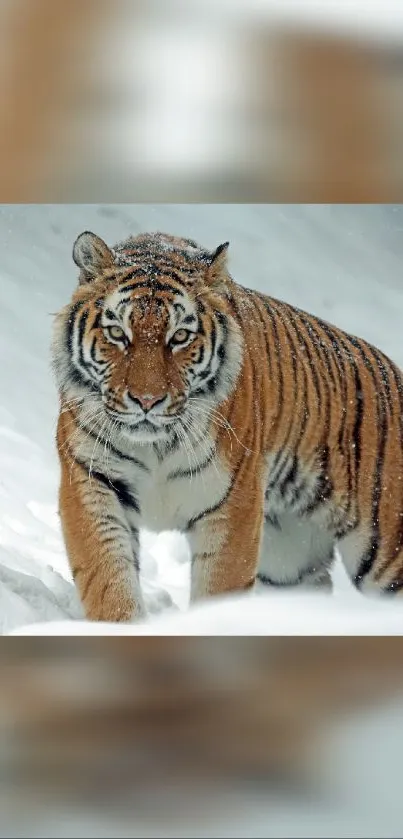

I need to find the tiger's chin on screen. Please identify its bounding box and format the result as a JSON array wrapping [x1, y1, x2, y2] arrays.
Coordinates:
[[117, 418, 175, 446]]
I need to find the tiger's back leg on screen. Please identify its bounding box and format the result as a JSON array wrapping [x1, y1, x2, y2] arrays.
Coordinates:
[[338, 525, 403, 595], [257, 512, 336, 592]]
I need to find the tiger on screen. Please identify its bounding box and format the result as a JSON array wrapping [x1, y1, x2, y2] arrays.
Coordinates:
[[52, 228, 403, 623]]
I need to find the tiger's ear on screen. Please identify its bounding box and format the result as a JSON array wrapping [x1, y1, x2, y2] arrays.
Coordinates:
[[72, 231, 115, 283], [205, 242, 230, 290]]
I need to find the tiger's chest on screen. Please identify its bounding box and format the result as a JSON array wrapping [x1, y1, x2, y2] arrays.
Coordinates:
[[128, 448, 231, 532], [80, 433, 231, 533]]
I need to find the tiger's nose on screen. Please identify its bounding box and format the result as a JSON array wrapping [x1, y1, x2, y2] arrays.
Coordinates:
[[131, 394, 165, 412]]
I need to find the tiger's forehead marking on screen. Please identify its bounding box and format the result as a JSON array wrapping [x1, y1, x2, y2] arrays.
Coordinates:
[[103, 281, 194, 345], [111, 231, 209, 270], [108, 232, 212, 286], [98, 231, 211, 342]]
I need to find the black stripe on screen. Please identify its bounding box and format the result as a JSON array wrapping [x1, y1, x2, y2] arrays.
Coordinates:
[[80, 421, 149, 472], [173, 302, 186, 324], [264, 512, 281, 530], [299, 445, 333, 516], [279, 454, 299, 497], [81, 568, 97, 602], [266, 301, 307, 479], [257, 298, 284, 434], [372, 347, 392, 402], [263, 302, 309, 494], [319, 324, 354, 517], [190, 314, 226, 394], [153, 432, 181, 462], [257, 573, 287, 586], [293, 313, 334, 510], [257, 556, 330, 587], [289, 477, 309, 509], [89, 335, 106, 367], [267, 454, 296, 498], [316, 319, 362, 534], [194, 345, 204, 366], [197, 315, 205, 337], [247, 294, 273, 377], [91, 469, 140, 514], [215, 311, 228, 363], [215, 310, 228, 331], [265, 451, 283, 493], [186, 455, 244, 530], [225, 291, 264, 436], [383, 579, 403, 594], [207, 374, 219, 394], [273, 302, 298, 388], [298, 315, 334, 459], [130, 525, 140, 544], [290, 311, 322, 403], [158, 268, 189, 283], [301, 315, 337, 391], [192, 550, 216, 563], [353, 541, 378, 589], [314, 319, 349, 449], [70, 307, 101, 386], [167, 449, 215, 480], [89, 336, 98, 364], [75, 309, 91, 379], [118, 269, 145, 288], [210, 316, 217, 361], [66, 300, 84, 357], [374, 355, 403, 575], [66, 363, 87, 389], [119, 278, 184, 296], [350, 365, 364, 518], [195, 368, 211, 383], [342, 337, 387, 588]]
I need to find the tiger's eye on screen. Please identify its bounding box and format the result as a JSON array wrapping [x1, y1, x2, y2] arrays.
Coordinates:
[[107, 325, 125, 341], [171, 329, 190, 345]]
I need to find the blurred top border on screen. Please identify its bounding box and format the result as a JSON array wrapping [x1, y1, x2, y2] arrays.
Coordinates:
[[0, 0, 402, 203]]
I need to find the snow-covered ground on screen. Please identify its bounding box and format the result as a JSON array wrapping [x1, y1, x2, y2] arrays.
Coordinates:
[[2, 203, 403, 635]]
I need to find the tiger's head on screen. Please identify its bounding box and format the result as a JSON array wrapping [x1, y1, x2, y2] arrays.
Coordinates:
[[52, 230, 243, 444]]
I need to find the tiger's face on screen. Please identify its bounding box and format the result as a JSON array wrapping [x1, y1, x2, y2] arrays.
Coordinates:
[[53, 231, 243, 444]]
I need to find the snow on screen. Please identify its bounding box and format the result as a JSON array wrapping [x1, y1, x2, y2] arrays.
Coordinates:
[[11, 591, 403, 636], [184, 0, 403, 45], [1, 203, 403, 635]]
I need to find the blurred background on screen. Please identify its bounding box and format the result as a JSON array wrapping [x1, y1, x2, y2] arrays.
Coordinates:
[[0, 0, 403, 202], [1, 637, 403, 838]]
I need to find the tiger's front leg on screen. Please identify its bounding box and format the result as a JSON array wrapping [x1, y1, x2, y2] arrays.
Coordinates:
[[187, 481, 264, 602], [59, 457, 145, 622]]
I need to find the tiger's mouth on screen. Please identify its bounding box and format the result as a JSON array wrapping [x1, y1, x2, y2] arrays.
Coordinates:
[[104, 408, 178, 434]]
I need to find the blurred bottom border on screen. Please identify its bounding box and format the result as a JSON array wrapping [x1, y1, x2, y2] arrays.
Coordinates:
[[1, 636, 403, 837]]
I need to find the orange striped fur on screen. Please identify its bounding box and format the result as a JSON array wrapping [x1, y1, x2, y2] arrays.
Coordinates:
[[52, 230, 403, 621]]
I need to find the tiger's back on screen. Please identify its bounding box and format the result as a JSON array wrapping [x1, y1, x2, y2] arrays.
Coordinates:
[[227, 281, 403, 595]]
